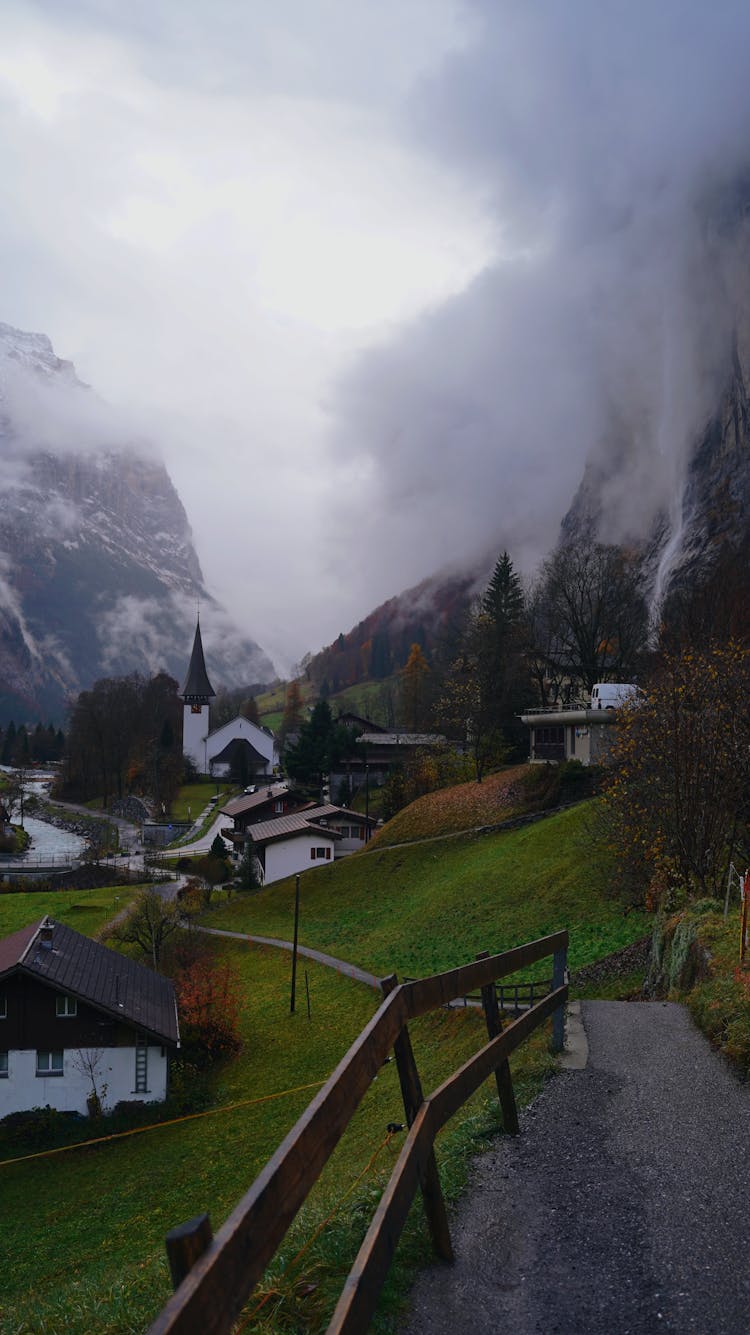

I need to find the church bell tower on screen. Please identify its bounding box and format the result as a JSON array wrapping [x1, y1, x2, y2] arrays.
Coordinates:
[[180, 619, 216, 774]]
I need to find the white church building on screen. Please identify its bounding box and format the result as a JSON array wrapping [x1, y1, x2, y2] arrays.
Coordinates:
[[180, 621, 278, 778]]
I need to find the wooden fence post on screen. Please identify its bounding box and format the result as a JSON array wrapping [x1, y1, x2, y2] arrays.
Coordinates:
[[552, 944, 567, 1053], [381, 975, 454, 1262], [476, 951, 519, 1135], [165, 1213, 213, 1290]]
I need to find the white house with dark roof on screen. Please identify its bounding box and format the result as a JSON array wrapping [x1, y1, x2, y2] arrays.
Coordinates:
[[243, 813, 341, 884], [180, 619, 278, 777], [0, 917, 179, 1116]]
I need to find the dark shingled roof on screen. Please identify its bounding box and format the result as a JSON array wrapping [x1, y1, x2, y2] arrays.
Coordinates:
[[180, 620, 216, 701], [0, 918, 179, 1046], [209, 737, 267, 767]]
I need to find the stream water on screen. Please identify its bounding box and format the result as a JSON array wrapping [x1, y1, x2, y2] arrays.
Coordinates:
[[1, 769, 87, 863]]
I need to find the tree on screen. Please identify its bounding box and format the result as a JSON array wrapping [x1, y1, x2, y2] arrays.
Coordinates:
[[399, 643, 431, 731], [434, 553, 530, 779], [279, 680, 305, 747], [240, 696, 260, 724], [437, 608, 507, 781], [532, 541, 647, 698], [72, 1048, 108, 1116], [285, 700, 349, 786], [113, 890, 182, 969], [481, 550, 525, 628], [603, 643, 750, 901]]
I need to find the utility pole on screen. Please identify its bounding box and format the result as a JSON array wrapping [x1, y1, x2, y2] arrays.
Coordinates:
[[290, 874, 301, 1014]]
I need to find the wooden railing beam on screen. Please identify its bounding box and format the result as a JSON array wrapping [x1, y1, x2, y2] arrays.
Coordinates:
[[476, 950, 519, 1135], [381, 974, 453, 1263]]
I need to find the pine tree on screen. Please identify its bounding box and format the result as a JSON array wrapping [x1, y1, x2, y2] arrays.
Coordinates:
[[481, 551, 525, 630]]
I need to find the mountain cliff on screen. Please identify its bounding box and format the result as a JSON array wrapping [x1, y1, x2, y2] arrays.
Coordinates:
[[0, 323, 274, 722], [561, 201, 750, 619]]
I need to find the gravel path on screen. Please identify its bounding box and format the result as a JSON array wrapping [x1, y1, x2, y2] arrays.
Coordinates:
[[194, 924, 380, 989], [402, 1000, 750, 1335]]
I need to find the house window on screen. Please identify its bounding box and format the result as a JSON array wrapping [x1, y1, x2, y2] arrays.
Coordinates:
[[36, 1050, 64, 1076], [56, 994, 77, 1017], [274, 801, 283, 813], [311, 847, 330, 860], [0, 1052, 7, 1077], [0, 993, 6, 1019]]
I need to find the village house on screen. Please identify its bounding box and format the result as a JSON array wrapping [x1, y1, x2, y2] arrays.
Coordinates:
[[0, 917, 179, 1117], [219, 782, 305, 836], [512, 694, 624, 768], [222, 791, 376, 877], [349, 730, 448, 786], [243, 813, 341, 885]]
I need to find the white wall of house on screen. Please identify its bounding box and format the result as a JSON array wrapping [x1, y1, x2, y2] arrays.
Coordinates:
[[206, 716, 278, 775], [324, 822, 367, 857], [0, 1044, 169, 1117], [264, 833, 336, 885], [183, 703, 211, 772]]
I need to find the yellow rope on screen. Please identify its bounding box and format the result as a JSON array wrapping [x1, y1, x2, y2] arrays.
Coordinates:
[[237, 1127, 399, 1330], [0, 1079, 326, 1169]]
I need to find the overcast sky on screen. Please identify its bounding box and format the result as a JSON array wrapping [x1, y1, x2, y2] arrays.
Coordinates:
[[2, 1, 750, 672]]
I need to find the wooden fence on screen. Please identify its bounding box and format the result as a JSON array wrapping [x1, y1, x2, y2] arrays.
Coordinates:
[[403, 974, 553, 1014], [148, 930, 568, 1335]]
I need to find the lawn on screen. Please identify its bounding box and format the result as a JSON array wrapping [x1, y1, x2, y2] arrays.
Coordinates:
[[0, 884, 140, 940], [206, 802, 650, 983], [170, 782, 235, 821], [0, 937, 551, 1334]]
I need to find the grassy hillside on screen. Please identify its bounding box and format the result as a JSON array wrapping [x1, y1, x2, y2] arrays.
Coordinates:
[[369, 765, 532, 847], [207, 802, 649, 981], [1, 796, 647, 1332]]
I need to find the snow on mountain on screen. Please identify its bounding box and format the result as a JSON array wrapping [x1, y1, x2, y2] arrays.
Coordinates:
[[0, 322, 274, 722]]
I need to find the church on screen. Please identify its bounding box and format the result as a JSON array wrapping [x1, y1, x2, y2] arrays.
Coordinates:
[[180, 621, 278, 778]]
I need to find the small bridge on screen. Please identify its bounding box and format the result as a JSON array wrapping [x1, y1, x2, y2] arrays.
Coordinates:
[[148, 930, 568, 1335]]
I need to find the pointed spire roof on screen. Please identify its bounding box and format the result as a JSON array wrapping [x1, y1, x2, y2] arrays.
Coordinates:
[[180, 620, 216, 701]]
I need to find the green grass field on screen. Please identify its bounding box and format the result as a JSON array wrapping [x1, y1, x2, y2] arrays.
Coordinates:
[[0, 884, 140, 940], [207, 803, 649, 982], [170, 782, 235, 821]]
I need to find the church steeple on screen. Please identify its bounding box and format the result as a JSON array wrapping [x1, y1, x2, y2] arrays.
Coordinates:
[[180, 619, 216, 702]]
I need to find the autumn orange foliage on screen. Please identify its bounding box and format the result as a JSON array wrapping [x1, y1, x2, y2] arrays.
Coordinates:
[[175, 954, 242, 1065]]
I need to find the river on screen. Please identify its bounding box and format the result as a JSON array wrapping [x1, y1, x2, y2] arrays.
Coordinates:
[[1, 768, 87, 864]]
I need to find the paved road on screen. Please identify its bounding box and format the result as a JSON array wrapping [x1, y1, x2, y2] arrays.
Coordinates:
[[402, 1000, 750, 1335]]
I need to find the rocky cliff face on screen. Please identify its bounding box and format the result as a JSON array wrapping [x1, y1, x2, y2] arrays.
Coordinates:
[[0, 323, 274, 722], [561, 210, 750, 619]]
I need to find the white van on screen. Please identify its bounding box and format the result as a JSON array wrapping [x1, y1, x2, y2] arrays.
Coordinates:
[[590, 682, 638, 710]]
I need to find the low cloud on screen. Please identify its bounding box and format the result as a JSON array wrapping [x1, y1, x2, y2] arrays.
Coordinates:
[[328, 1, 750, 603]]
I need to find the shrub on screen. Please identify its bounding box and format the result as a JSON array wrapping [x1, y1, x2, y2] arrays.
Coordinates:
[[175, 955, 242, 1067]]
